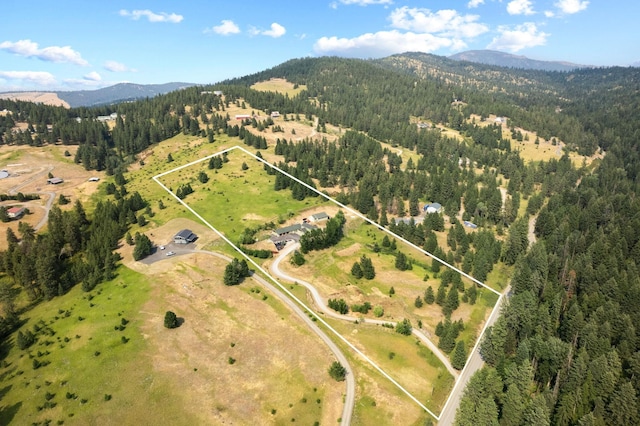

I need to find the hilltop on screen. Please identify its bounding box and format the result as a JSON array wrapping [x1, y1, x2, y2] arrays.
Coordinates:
[[449, 49, 587, 71]]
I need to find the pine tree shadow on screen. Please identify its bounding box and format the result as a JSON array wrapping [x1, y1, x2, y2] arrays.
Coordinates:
[[0, 400, 21, 425]]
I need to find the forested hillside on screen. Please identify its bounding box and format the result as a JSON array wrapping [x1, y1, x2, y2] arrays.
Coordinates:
[[0, 53, 639, 425]]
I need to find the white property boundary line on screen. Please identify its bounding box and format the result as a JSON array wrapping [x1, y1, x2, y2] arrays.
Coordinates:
[[153, 145, 503, 421]]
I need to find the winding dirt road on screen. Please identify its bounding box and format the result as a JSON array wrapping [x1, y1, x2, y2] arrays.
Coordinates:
[[270, 242, 459, 378], [7, 165, 56, 231]]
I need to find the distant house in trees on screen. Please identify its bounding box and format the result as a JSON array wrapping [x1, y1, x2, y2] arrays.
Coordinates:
[[463, 220, 478, 229], [423, 203, 442, 214], [47, 177, 64, 185], [97, 113, 118, 122], [270, 111, 280, 118], [235, 114, 251, 120], [174, 229, 197, 244], [394, 217, 418, 225], [213, 90, 223, 96], [7, 206, 25, 219]]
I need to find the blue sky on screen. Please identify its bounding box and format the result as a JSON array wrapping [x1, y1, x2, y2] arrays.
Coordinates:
[[1, 0, 638, 92]]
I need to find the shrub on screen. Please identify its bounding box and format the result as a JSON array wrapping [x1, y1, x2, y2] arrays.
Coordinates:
[[395, 319, 412, 336], [328, 361, 346, 381], [373, 306, 384, 317], [164, 311, 179, 329], [328, 299, 349, 315]]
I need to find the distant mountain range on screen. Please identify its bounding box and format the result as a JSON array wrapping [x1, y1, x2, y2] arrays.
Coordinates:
[[0, 50, 627, 109], [57, 82, 196, 107], [0, 82, 196, 108], [449, 50, 588, 72]]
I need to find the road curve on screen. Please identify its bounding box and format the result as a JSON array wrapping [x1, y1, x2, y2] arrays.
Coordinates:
[[270, 242, 459, 378], [7, 165, 56, 231], [186, 249, 356, 426]]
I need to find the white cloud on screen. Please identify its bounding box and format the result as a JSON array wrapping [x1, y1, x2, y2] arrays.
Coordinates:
[[0, 70, 57, 86], [389, 7, 489, 38], [468, 0, 485, 8], [487, 22, 549, 52], [250, 23, 287, 38], [119, 9, 183, 23], [314, 30, 465, 58], [507, 0, 535, 15], [315, 6, 488, 58], [555, 0, 589, 14], [0, 39, 88, 66], [262, 23, 286, 38], [104, 60, 135, 72], [83, 71, 102, 81], [207, 20, 241, 35], [544, 10, 555, 17]]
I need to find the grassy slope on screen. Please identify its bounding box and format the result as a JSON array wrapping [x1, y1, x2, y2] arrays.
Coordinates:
[[0, 268, 199, 426]]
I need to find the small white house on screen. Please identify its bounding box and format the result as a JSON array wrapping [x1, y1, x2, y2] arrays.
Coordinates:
[[424, 203, 442, 214]]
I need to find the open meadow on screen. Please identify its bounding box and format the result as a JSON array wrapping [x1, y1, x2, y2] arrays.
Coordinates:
[[155, 145, 501, 419]]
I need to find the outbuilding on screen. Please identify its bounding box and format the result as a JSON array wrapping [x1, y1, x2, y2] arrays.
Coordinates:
[[47, 177, 64, 185], [7, 207, 25, 219], [309, 212, 329, 222]]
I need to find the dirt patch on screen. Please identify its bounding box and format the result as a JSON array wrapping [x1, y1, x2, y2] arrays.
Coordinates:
[[0, 145, 105, 248], [134, 250, 342, 424], [0, 92, 70, 108], [335, 243, 362, 257]]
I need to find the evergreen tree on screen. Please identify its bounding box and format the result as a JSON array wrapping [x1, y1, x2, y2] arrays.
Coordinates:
[[424, 286, 435, 304], [436, 284, 447, 305], [328, 361, 347, 381], [395, 251, 410, 271], [133, 233, 153, 261], [351, 261, 363, 278], [360, 255, 375, 280], [452, 340, 468, 370]]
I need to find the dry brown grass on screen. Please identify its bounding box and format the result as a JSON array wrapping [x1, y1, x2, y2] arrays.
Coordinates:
[[251, 78, 306, 98], [0, 92, 70, 108], [120, 220, 344, 425], [0, 145, 105, 249]]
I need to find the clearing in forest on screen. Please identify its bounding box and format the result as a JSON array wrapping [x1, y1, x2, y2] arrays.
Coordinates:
[[154, 145, 502, 421]]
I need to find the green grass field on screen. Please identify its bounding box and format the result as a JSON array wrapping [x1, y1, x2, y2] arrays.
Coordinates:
[[0, 268, 201, 426], [157, 147, 330, 241]]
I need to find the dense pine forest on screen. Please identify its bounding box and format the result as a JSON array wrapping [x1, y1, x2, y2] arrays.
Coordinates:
[[1, 54, 639, 424]]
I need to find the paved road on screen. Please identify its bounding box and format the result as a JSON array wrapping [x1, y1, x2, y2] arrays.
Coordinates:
[[436, 288, 507, 425], [143, 245, 356, 426], [270, 242, 459, 378]]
